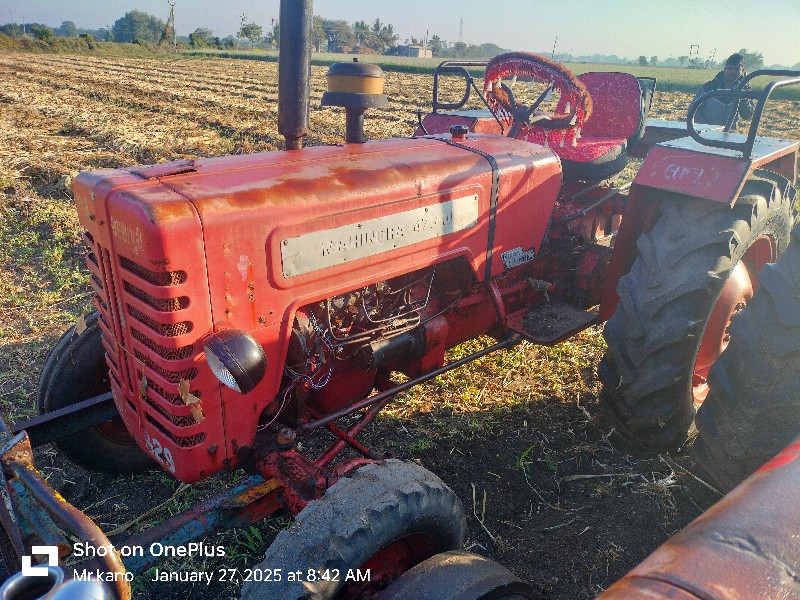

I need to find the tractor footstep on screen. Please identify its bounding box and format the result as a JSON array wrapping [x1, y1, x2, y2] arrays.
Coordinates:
[[508, 300, 597, 344]]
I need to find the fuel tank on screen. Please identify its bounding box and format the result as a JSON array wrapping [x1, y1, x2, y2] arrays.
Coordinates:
[[73, 133, 560, 482]]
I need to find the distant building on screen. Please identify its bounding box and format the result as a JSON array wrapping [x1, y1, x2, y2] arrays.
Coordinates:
[[397, 45, 432, 58]]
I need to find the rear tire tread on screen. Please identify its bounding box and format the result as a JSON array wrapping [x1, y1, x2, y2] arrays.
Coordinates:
[[694, 226, 800, 491], [600, 174, 795, 449]]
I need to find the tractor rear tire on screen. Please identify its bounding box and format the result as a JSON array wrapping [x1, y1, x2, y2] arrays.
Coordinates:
[[599, 172, 795, 450], [239, 459, 466, 600], [381, 550, 540, 600], [693, 225, 800, 492], [37, 311, 155, 473]]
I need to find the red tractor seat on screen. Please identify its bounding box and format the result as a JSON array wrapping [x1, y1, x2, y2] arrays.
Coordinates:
[[484, 54, 648, 182], [556, 71, 647, 181]]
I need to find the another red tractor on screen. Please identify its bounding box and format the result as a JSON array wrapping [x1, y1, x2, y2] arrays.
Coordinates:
[[2, 2, 799, 599]]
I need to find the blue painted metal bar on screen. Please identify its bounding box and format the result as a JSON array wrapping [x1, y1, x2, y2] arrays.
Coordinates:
[[115, 476, 281, 574]]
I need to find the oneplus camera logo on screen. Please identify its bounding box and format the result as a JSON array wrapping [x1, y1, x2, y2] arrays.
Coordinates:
[[21, 545, 58, 576]]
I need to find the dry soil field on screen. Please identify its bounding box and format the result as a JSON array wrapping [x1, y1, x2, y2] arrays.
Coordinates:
[[0, 52, 799, 599]]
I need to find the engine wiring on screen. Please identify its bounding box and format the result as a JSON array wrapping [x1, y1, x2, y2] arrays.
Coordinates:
[[257, 314, 335, 432], [258, 265, 463, 432]]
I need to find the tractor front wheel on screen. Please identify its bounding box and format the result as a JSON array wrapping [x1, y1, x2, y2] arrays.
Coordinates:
[[381, 550, 539, 600], [599, 172, 795, 450], [37, 311, 155, 473], [693, 225, 800, 492], [239, 459, 466, 600]]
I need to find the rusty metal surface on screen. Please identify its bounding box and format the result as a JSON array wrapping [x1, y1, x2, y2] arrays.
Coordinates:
[[254, 448, 324, 515], [79, 133, 559, 483], [599, 435, 800, 599], [277, 0, 312, 149], [508, 300, 597, 344], [7, 462, 130, 600], [8, 480, 71, 558], [0, 416, 26, 569], [116, 476, 281, 574]]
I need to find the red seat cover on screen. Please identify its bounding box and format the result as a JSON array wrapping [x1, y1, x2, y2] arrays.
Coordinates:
[[531, 72, 642, 164], [577, 72, 642, 140], [519, 132, 626, 162]]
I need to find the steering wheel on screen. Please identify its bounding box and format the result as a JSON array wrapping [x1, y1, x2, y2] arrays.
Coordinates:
[[483, 52, 592, 141], [497, 82, 555, 137]]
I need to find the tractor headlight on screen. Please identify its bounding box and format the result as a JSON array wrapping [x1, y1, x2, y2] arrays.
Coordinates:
[[203, 329, 267, 394]]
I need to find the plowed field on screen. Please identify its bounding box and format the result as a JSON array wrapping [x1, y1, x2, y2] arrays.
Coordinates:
[[1, 52, 798, 599]]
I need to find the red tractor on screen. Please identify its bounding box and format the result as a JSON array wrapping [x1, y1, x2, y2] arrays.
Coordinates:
[[1, 2, 799, 599]]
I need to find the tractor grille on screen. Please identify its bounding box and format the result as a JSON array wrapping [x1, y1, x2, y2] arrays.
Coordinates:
[[84, 232, 207, 452], [119, 256, 187, 286], [130, 328, 195, 361], [127, 305, 193, 337], [124, 281, 190, 312]]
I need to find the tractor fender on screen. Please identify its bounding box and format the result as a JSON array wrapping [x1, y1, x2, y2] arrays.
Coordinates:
[[632, 139, 796, 206], [598, 147, 796, 321]]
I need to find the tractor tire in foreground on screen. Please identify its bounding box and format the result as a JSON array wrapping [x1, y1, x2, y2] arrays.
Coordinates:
[[600, 172, 795, 450], [381, 550, 540, 600], [240, 459, 466, 600], [693, 225, 800, 492], [37, 311, 155, 473]]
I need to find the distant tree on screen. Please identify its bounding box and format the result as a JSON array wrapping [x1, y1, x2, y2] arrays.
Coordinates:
[[266, 21, 279, 47], [650, 55, 658, 66], [678, 55, 688, 66], [638, 55, 648, 66], [737, 48, 764, 70], [353, 20, 370, 46], [429, 34, 446, 55], [321, 19, 355, 52], [189, 27, 214, 47], [240, 23, 263, 47], [793, 61, 800, 70], [477, 43, 504, 58], [0, 23, 22, 37], [451, 41, 468, 57], [56, 21, 77, 37], [112, 10, 165, 44], [30, 25, 54, 42], [312, 16, 325, 50], [221, 35, 237, 49], [372, 19, 397, 53]]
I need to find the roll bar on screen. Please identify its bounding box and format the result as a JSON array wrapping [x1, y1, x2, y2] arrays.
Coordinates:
[[687, 69, 800, 158]]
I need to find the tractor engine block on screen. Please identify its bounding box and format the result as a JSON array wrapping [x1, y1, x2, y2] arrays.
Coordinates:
[[281, 266, 460, 418]]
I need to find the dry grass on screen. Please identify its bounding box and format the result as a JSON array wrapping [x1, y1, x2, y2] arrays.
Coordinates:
[[1, 50, 798, 420]]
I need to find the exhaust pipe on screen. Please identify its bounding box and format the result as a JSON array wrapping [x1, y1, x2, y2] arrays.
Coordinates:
[[599, 436, 800, 599], [278, 0, 313, 150]]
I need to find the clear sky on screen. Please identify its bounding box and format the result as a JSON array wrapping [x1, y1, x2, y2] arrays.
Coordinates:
[[4, 0, 799, 66]]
